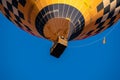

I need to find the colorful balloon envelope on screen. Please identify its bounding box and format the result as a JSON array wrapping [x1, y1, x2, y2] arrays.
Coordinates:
[[0, 0, 120, 58]]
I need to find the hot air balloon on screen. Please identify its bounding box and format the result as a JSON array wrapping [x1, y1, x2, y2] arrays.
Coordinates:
[[0, 0, 120, 58]]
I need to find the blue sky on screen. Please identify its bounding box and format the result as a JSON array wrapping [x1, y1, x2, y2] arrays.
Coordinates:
[[0, 13, 120, 80]]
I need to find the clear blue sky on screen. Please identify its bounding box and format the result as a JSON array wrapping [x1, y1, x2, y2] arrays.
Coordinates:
[[0, 13, 120, 80]]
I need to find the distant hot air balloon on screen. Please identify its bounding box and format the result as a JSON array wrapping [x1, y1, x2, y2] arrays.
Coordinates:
[[0, 0, 120, 58]]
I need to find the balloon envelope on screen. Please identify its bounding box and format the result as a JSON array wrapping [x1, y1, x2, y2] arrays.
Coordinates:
[[0, 0, 120, 41]]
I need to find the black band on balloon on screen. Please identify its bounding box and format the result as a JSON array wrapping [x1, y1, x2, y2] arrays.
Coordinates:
[[35, 4, 85, 41]]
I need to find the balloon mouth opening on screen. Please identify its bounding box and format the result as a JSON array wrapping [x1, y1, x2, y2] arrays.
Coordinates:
[[43, 18, 71, 42]]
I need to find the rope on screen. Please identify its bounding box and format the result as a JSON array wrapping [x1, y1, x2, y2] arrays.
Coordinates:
[[68, 20, 119, 48]]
